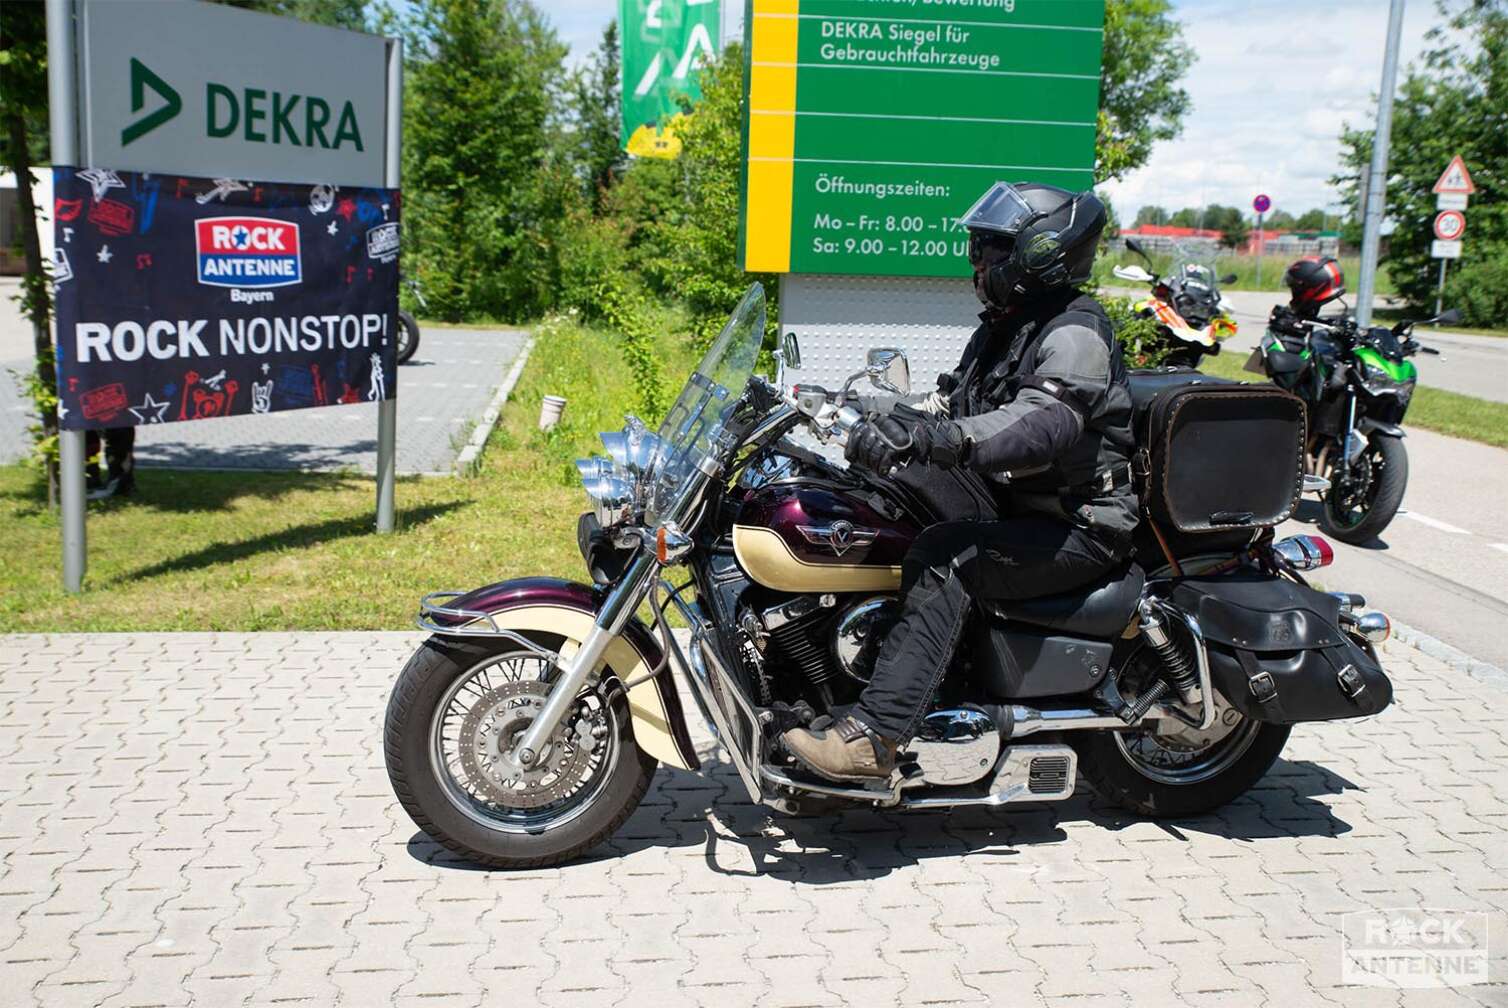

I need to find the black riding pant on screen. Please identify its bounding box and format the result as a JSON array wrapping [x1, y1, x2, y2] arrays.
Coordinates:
[[853, 516, 1120, 742]]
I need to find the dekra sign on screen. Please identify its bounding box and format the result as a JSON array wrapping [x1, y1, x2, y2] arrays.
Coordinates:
[[123, 58, 365, 152]]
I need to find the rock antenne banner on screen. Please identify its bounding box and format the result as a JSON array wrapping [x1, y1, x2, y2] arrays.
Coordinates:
[[51, 166, 399, 430]]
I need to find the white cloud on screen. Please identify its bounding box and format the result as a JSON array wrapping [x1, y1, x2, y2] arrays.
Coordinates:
[[1101, 0, 1441, 222]]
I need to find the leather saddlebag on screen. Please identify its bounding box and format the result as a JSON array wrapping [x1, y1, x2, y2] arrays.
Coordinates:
[[1172, 574, 1392, 724], [1138, 381, 1306, 533]]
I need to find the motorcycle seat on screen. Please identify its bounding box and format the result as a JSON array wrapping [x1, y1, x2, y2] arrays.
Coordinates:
[[992, 561, 1146, 639]]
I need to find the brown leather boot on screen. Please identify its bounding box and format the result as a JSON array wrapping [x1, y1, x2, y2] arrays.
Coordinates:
[[782, 716, 898, 782]]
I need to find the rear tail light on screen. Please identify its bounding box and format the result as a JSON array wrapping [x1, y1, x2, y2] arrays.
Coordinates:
[[1273, 534, 1334, 571]]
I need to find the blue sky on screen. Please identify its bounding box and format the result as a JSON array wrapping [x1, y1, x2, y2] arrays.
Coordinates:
[[532, 0, 1440, 220]]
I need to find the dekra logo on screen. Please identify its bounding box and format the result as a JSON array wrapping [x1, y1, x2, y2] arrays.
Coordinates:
[[121, 59, 364, 152]]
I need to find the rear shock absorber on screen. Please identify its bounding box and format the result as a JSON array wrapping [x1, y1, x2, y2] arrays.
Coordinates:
[[1136, 599, 1201, 705]]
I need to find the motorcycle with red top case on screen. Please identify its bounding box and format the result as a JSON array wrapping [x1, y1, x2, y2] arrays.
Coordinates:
[[384, 284, 1394, 868]]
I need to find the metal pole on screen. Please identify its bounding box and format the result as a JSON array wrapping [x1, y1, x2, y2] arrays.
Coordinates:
[[1255, 212, 1264, 287], [1435, 258, 1447, 319], [375, 36, 402, 533], [47, 0, 87, 592], [1355, 0, 1406, 328]]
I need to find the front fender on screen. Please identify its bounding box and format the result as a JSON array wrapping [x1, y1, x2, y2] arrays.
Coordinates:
[[1359, 418, 1406, 438], [436, 577, 699, 771]]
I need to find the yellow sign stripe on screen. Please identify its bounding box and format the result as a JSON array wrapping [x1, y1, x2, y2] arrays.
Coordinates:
[[745, 1, 800, 272]]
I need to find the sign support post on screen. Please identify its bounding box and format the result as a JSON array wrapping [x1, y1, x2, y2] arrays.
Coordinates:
[[1436, 259, 1447, 319], [1355, 0, 1406, 329], [47, 0, 86, 593], [376, 36, 402, 534]]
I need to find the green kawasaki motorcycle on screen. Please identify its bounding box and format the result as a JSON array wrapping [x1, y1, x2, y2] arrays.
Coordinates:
[[1247, 307, 1453, 544]]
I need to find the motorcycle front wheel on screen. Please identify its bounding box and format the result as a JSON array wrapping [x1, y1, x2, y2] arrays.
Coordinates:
[[384, 633, 656, 868], [1319, 433, 1408, 545]]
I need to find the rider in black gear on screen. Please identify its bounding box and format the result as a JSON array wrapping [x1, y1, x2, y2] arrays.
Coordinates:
[[783, 182, 1139, 783]]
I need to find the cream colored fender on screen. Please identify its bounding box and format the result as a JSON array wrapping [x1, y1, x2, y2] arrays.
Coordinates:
[[481, 605, 696, 770]]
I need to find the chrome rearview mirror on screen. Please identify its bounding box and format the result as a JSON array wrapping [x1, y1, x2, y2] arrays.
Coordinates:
[[866, 347, 911, 395], [780, 331, 802, 369]]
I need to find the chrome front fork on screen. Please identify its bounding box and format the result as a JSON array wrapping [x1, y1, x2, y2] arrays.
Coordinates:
[[512, 463, 716, 768], [512, 551, 657, 768]]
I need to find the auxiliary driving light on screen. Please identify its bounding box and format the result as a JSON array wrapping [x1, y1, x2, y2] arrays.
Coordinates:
[[1273, 534, 1334, 571]]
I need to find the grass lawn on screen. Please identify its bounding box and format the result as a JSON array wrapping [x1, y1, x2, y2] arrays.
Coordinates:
[[1197, 348, 1508, 450], [0, 316, 694, 633]]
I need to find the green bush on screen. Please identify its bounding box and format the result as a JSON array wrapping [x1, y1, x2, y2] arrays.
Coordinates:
[[1441, 249, 1508, 328], [1100, 293, 1174, 368]]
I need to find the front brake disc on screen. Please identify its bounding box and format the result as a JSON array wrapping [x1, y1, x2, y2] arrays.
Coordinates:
[[457, 681, 599, 809]]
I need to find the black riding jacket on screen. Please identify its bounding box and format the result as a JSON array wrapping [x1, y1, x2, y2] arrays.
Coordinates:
[[910, 290, 1139, 541]]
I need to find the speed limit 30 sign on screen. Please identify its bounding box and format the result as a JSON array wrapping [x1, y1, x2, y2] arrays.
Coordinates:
[[1434, 210, 1466, 241]]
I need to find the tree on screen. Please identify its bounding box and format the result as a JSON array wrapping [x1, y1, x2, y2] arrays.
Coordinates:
[[1168, 207, 1201, 228], [1097, 0, 1194, 182], [402, 0, 574, 321], [640, 43, 775, 347], [1220, 217, 1251, 250], [1294, 208, 1329, 231], [1134, 205, 1169, 226], [1264, 209, 1297, 230], [0, 2, 59, 503], [1336, 0, 1506, 323], [570, 21, 625, 211]]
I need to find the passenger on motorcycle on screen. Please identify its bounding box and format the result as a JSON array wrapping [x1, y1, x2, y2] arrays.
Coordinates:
[[782, 182, 1140, 782]]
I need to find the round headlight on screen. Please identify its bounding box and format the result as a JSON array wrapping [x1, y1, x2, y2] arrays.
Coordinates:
[[583, 475, 634, 527]]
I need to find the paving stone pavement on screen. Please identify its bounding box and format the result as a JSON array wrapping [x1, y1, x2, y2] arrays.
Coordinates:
[[0, 326, 527, 474], [1, 632, 1504, 1008]]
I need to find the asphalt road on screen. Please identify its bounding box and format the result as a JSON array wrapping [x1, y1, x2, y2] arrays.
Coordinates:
[[1276, 425, 1508, 669]]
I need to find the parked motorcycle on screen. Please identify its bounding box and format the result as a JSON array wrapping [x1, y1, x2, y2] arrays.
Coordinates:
[[397, 277, 424, 365], [1246, 306, 1451, 544], [385, 283, 1394, 868], [1114, 238, 1239, 367]]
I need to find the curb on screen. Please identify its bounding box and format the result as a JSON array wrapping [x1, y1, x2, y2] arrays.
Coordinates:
[[1391, 619, 1508, 693], [454, 336, 534, 475]]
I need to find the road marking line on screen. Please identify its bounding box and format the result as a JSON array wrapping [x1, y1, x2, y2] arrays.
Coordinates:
[[1400, 511, 1471, 534], [1490, 543, 1508, 555]]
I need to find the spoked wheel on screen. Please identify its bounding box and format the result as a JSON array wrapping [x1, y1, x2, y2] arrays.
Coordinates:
[[1319, 434, 1408, 544], [1073, 643, 1289, 817], [385, 634, 656, 868]]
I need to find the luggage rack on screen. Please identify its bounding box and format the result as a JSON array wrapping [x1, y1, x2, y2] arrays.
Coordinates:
[[414, 590, 560, 660]]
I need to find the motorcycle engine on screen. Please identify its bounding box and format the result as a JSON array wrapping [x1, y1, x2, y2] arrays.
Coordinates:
[[743, 594, 900, 698]]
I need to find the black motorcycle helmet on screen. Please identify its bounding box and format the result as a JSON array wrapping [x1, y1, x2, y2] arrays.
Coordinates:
[[962, 181, 1107, 310], [1283, 256, 1345, 318]]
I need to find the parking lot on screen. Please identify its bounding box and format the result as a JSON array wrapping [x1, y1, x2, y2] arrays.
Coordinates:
[[2, 631, 1503, 1007]]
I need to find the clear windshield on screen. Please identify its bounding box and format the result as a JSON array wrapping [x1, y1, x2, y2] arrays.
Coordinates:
[[1170, 242, 1218, 292], [647, 283, 766, 521]]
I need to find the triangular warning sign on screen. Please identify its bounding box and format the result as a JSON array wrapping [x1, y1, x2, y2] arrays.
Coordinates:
[[1433, 155, 1476, 195]]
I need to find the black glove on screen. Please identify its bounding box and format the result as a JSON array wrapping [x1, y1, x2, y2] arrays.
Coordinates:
[[892, 405, 968, 468], [845, 413, 914, 472]]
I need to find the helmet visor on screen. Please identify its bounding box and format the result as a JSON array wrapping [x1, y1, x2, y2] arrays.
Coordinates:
[[958, 182, 1036, 237]]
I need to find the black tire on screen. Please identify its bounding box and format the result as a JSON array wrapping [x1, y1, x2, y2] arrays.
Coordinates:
[[1072, 718, 1291, 818], [396, 311, 420, 364], [384, 634, 657, 869], [1319, 433, 1408, 545]]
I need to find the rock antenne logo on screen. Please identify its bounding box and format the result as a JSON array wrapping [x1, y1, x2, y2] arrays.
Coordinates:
[[196, 216, 302, 288]]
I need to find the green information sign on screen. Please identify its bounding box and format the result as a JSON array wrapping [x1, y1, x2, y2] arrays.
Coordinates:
[[740, 0, 1104, 277], [620, 0, 722, 158]]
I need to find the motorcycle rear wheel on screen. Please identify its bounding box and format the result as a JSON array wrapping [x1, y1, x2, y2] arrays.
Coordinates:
[[396, 310, 420, 364], [1319, 433, 1408, 545], [384, 634, 656, 868]]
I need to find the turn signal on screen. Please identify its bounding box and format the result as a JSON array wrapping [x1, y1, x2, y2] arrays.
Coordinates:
[[1356, 611, 1391, 643], [1273, 534, 1334, 571], [655, 522, 693, 565]]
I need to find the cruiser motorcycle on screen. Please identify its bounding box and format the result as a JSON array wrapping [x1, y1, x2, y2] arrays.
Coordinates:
[[1114, 238, 1239, 367], [1247, 307, 1452, 544], [385, 284, 1394, 868]]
